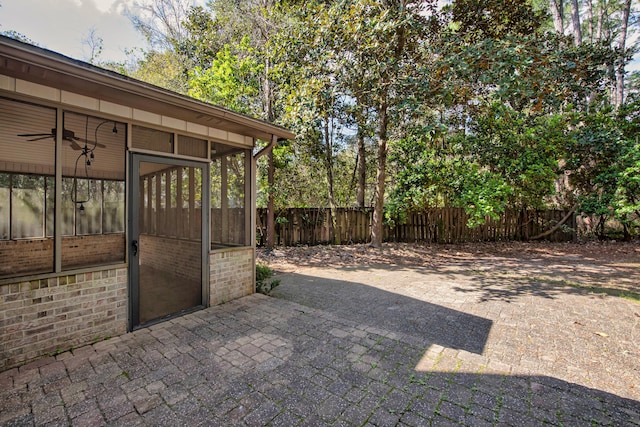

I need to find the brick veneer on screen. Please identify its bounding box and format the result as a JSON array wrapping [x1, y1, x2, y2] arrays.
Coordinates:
[[0, 267, 127, 370], [0, 244, 256, 371], [0, 234, 125, 278], [140, 235, 201, 282], [210, 247, 255, 305]]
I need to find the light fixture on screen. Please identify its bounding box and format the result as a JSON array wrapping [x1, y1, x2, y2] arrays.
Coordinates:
[[71, 119, 119, 211], [71, 117, 103, 211]]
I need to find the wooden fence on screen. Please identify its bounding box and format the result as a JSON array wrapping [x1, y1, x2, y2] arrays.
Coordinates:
[[256, 207, 576, 246]]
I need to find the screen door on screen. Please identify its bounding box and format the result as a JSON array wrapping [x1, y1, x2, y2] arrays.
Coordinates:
[[129, 154, 207, 328]]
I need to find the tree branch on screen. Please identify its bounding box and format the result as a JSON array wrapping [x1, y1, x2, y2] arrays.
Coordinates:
[[529, 205, 577, 241]]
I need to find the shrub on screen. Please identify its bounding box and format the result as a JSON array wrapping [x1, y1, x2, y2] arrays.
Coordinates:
[[256, 264, 281, 294]]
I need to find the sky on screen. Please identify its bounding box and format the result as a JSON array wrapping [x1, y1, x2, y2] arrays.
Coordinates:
[[0, 0, 204, 63]]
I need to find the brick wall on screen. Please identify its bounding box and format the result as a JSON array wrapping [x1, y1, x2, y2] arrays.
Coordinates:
[[0, 234, 125, 278], [209, 247, 254, 305], [62, 234, 125, 269], [0, 239, 53, 277], [0, 267, 127, 370], [139, 235, 201, 282]]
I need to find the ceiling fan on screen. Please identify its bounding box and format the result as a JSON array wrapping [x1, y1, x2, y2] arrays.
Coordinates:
[[18, 128, 106, 150]]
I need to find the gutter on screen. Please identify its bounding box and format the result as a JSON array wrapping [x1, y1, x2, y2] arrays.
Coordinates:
[[254, 135, 285, 160]]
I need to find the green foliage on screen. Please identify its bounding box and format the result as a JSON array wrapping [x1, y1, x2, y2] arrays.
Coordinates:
[[446, 0, 546, 41], [130, 49, 190, 94], [564, 103, 640, 238], [188, 37, 263, 116], [256, 264, 280, 294], [464, 104, 566, 208], [388, 103, 572, 228], [0, 30, 40, 46]]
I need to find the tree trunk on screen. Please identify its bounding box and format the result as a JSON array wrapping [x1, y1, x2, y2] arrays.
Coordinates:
[[324, 116, 340, 244], [266, 149, 275, 249], [549, 0, 564, 34], [615, 0, 632, 108], [370, 99, 388, 248], [264, 57, 276, 249], [597, 215, 606, 240], [586, 0, 594, 43], [596, 1, 604, 41], [569, 0, 582, 45], [356, 126, 367, 208], [623, 222, 630, 241]]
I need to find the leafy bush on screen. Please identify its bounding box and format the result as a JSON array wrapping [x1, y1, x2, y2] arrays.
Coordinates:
[[256, 264, 281, 295]]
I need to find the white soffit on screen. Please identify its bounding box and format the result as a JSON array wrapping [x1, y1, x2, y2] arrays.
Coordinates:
[[60, 91, 99, 110], [161, 115, 187, 131], [228, 132, 245, 145], [15, 79, 59, 102], [100, 100, 133, 119], [0, 75, 15, 91], [209, 128, 227, 140], [187, 122, 208, 136], [133, 109, 162, 125]]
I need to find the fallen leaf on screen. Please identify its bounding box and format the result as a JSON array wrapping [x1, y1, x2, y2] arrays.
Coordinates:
[[595, 332, 609, 337], [574, 321, 584, 326], [635, 313, 640, 318]]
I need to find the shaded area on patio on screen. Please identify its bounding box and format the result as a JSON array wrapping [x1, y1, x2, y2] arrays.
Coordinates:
[[272, 272, 492, 355]]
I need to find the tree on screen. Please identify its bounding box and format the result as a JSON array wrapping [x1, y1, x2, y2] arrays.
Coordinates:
[[387, 0, 617, 235], [125, 0, 194, 50], [187, 38, 263, 117], [564, 105, 640, 238], [130, 49, 190, 94], [200, 0, 288, 249], [549, 0, 564, 33], [81, 28, 103, 64], [0, 29, 40, 46], [315, 0, 439, 247], [614, 0, 633, 107], [545, 0, 639, 108]]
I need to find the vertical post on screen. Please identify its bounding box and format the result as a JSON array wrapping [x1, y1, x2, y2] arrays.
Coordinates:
[[54, 109, 63, 272], [155, 172, 161, 235], [266, 136, 277, 249], [176, 167, 183, 238], [220, 155, 229, 243], [165, 171, 170, 234], [202, 162, 210, 306], [146, 175, 152, 235], [189, 167, 195, 240], [245, 149, 252, 246], [139, 177, 145, 233]]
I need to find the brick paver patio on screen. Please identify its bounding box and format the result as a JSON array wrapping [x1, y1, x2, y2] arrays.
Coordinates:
[[1, 262, 639, 426]]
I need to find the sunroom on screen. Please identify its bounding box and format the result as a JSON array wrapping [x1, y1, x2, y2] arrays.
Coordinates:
[[0, 36, 293, 370]]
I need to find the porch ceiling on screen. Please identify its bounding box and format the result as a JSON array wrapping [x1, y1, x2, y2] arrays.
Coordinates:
[[0, 36, 295, 143]]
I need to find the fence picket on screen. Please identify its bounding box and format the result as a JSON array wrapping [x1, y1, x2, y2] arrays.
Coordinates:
[[256, 207, 575, 246]]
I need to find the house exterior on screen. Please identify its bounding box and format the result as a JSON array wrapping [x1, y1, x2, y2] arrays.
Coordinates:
[[0, 36, 294, 370]]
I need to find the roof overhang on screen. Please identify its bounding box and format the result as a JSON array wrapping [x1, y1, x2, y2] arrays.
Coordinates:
[[0, 36, 295, 143]]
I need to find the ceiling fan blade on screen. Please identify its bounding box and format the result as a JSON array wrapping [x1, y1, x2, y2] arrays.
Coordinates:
[[69, 140, 82, 150], [26, 136, 54, 142], [18, 133, 52, 137]]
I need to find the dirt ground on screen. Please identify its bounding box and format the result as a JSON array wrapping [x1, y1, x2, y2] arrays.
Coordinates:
[[257, 241, 640, 300]]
